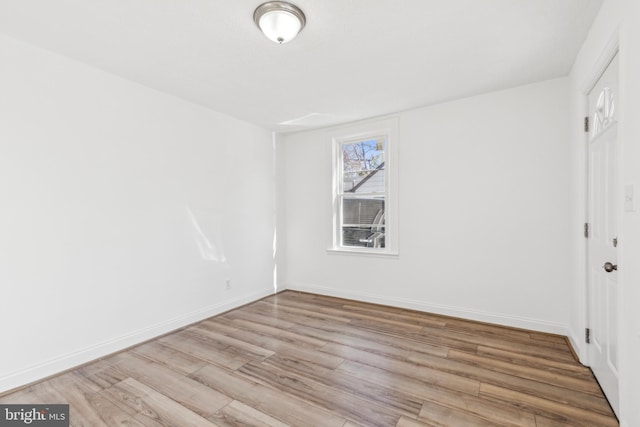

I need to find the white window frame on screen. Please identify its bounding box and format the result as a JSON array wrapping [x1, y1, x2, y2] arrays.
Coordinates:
[[329, 117, 399, 256]]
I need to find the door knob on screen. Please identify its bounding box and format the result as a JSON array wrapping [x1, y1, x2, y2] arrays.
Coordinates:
[[603, 262, 617, 272]]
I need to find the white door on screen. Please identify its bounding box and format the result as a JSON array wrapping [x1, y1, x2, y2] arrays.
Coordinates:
[[587, 52, 619, 417]]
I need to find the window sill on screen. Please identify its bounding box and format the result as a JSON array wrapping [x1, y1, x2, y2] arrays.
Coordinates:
[[326, 248, 399, 258]]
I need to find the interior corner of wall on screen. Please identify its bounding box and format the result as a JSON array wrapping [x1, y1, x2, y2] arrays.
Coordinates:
[[567, 328, 588, 365]]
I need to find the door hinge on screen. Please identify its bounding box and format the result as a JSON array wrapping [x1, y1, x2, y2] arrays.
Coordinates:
[[585, 328, 591, 344], [584, 116, 589, 133], [584, 223, 589, 238]]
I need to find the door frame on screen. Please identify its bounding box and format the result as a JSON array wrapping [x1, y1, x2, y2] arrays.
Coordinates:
[[581, 37, 620, 366]]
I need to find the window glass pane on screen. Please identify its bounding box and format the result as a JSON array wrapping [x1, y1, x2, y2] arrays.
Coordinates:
[[341, 197, 385, 248], [342, 138, 386, 193]]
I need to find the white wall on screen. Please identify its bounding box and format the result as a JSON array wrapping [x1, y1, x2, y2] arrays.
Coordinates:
[[619, 4, 640, 425], [568, 0, 640, 425], [0, 35, 276, 393], [281, 77, 571, 335]]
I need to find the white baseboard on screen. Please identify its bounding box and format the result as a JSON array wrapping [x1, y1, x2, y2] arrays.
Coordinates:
[[287, 283, 570, 337], [0, 288, 274, 394]]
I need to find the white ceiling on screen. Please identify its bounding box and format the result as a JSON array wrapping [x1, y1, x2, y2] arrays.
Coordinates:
[[0, 0, 602, 132]]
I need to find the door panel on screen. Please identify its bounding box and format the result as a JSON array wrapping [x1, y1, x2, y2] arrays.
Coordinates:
[[587, 53, 619, 417]]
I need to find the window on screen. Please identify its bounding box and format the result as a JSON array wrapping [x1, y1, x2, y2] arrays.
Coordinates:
[[331, 118, 398, 255]]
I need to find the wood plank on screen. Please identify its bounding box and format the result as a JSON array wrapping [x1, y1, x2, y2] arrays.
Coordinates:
[[406, 350, 612, 415], [102, 378, 219, 427], [340, 303, 448, 329], [29, 373, 111, 427], [248, 299, 353, 325], [263, 354, 423, 415], [443, 317, 532, 336], [533, 413, 594, 427], [418, 400, 503, 427], [22, 372, 138, 426], [476, 345, 592, 377], [257, 298, 355, 324], [84, 393, 148, 427], [199, 318, 346, 369], [0, 387, 40, 404], [238, 361, 404, 427], [321, 342, 480, 395], [73, 357, 129, 390], [291, 324, 415, 359], [220, 307, 297, 330], [187, 315, 242, 335], [253, 299, 476, 353], [336, 360, 537, 427], [291, 323, 450, 358], [190, 363, 347, 427], [249, 298, 463, 355], [187, 324, 277, 358], [267, 295, 426, 333], [241, 301, 352, 330], [396, 416, 437, 427], [106, 352, 232, 418], [420, 325, 576, 363], [158, 330, 251, 370], [210, 400, 289, 427], [341, 314, 425, 334], [131, 340, 208, 375], [208, 317, 328, 349], [529, 332, 572, 345], [479, 383, 618, 427], [447, 349, 602, 395]]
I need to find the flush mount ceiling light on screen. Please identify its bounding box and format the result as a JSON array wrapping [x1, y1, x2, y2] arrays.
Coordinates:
[[254, 1, 306, 44]]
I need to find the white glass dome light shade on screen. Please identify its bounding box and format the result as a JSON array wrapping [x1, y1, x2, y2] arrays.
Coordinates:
[[258, 10, 301, 43], [254, 2, 306, 44]]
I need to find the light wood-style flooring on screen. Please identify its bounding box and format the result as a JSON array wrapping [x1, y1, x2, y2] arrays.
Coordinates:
[[1, 291, 618, 426]]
